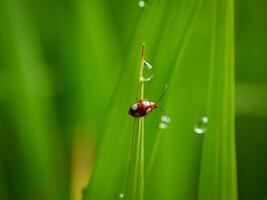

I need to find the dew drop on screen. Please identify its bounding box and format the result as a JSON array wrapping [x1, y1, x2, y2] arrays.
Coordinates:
[[116, 193, 124, 199], [138, 0, 145, 8], [159, 115, 171, 129], [161, 115, 171, 123], [159, 122, 168, 129], [140, 60, 153, 82], [144, 61, 152, 69], [194, 116, 208, 134]]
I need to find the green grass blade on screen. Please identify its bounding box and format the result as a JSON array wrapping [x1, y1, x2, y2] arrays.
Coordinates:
[[126, 117, 144, 200], [125, 44, 145, 200], [198, 0, 238, 199], [0, 0, 66, 199]]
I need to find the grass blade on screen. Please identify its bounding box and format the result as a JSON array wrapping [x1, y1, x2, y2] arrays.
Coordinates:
[[0, 0, 66, 199], [125, 44, 145, 200], [198, 0, 238, 199]]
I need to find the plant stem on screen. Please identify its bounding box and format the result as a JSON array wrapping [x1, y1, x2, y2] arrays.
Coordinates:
[[126, 43, 145, 200]]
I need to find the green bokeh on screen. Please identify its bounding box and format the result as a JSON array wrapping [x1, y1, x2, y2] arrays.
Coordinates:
[[0, 0, 266, 199]]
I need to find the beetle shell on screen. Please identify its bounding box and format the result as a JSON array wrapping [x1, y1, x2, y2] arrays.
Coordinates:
[[128, 100, 157, 117]]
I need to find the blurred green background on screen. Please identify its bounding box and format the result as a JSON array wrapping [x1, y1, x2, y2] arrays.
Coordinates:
[[0, 0, 266, 200]]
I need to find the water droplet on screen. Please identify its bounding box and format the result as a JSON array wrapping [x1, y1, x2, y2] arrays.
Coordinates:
[[116, 193, 124, 199], [140, 60, 153, 82], [161, 115, 171, 123], [159, 115, 171, 129], [138, 0, 145, 7], [194, 116, 208, 134], [144, 61, 152, 69], [159, 122, 168, 129]]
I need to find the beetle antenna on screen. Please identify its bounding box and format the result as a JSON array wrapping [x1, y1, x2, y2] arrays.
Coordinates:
[[157, 84, 168, 103], [157, 105, 168, 116], [157, 105, 167, 115]]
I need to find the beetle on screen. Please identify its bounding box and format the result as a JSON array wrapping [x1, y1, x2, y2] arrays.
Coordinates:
[[128, 85, 168, 118], [128, 100, 157, 117]]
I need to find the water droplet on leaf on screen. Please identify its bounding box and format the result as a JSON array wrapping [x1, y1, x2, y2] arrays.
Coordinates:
[[159, 122, 168, 129], [144, 61, 152, 69], [138, 0, 145, 7], [194, 116, 208, 134], [161, 115, 171, 123], [140, 60, 153, 82], [159, 115, 171, 129], [116, 193, 124, 199]]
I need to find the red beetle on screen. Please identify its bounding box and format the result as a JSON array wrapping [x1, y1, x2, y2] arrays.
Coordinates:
[[128, 85, 167, 118], [128, 100, 157, 117]]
